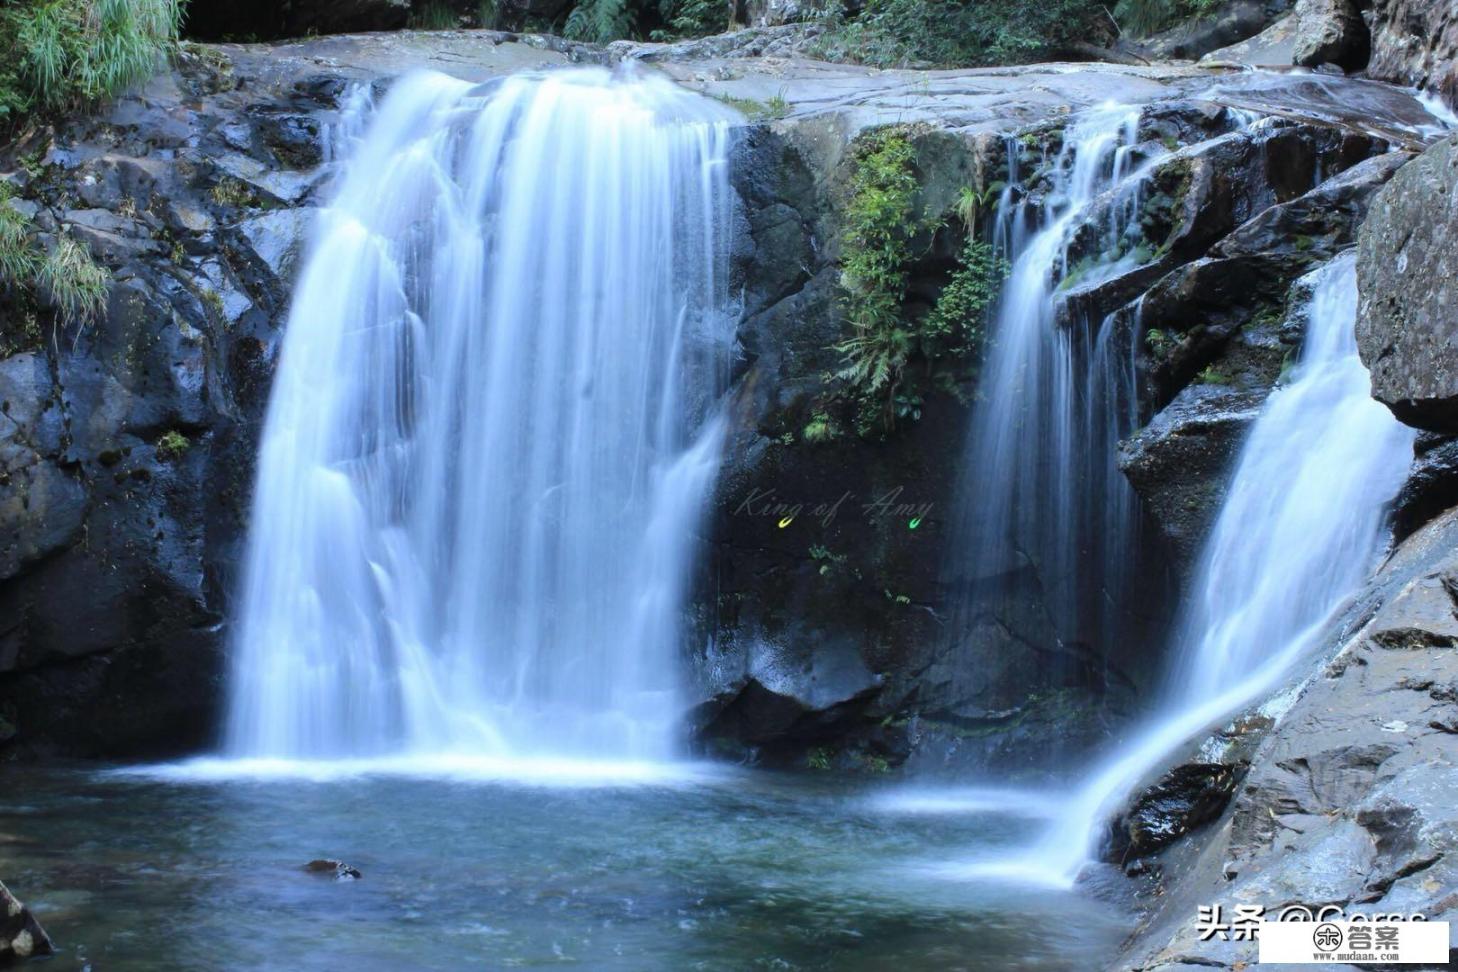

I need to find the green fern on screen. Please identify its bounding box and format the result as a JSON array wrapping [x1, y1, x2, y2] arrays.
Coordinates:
[[564, 0, 635, 41], [835, 129, 921, 419]]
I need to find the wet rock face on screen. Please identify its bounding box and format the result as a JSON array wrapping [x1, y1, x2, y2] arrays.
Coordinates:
[[1357, 136, 1458, 435], [1368, 0, 1458, 110], [1120, 507, 1458, 971], [694, 79, 1427, 768], [1393, 434, 1458, 541], [0, 879, 53, 964], [0, 54, 319, 757], [1118, 135, 1403, 576]]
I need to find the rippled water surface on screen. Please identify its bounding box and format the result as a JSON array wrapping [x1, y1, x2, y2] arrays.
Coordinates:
[[1, 765, 1129, 970]]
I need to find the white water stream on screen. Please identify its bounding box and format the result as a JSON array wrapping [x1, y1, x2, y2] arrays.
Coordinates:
[[226, 68, 736, 763], [971, 253, 1415, 886]]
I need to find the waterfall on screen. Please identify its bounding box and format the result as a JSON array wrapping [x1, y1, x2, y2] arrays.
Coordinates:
[[226, 68, 736, 763], [947, 104, 1160, 714], [982, 252, 1415, 885]]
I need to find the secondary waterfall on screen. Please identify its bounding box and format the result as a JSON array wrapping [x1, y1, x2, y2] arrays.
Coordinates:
[[226, 69, 736, 762], [947, 104, 1160, 712], [995, 252, 1415, 885]]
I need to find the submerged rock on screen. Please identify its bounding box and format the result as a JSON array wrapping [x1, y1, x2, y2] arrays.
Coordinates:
[[304, 859, 362, 881], [0, 879, 54, 964], [1357, 135, 1458, 434]]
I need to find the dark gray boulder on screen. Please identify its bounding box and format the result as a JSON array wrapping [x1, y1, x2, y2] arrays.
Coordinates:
[[1291, 0, 1369, 69], [1136, 0, 1271, 62], [1357, 136, 1458, 435], [0, 879, 53, 964], [1111, 761, 1246, 861], [1120, 384, 1265, 569]]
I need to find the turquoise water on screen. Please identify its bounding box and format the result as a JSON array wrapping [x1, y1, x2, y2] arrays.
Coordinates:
[[1, 764, 1128, 970]]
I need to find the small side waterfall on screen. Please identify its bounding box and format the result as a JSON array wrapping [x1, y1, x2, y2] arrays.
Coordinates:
[[226, 69, 736, 763], [999, 252, 1415, 885], [948, 104, 1161, 710]]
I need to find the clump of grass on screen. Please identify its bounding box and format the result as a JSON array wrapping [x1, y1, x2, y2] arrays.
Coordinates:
[[37, 234, 109, 326], [210, 177, 257, 209], [0, 0, 184, 125], [1, 184, 108, 342], [713, 90, 791, 121], [0, 188, 41, 285], [1195, 363, 1233, 386], [410, 1, 460, 29]]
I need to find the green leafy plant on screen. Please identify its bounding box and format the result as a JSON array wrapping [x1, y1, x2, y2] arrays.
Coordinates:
[[155, 429, 190, 460], [1112, 0, 1222, 37], [834, 131, 1009, 434], [1145, 328, 1172, 357], [810, 0, 1108, 69], [923, 239, 1005, 360], [836, 130, 921, 409], [652, 0, 724, 38], [564, 0, 635, 41], [802, 410, 839, 443]]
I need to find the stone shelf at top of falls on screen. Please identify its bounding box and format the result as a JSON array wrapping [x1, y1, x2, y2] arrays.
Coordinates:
[[196, 29, 1448, 154]]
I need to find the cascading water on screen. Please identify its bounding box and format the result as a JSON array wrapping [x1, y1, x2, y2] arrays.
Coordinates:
[[226, 68, 736, 763], [947, 104, 1160, 707], [983, 252, 1415, 885]]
